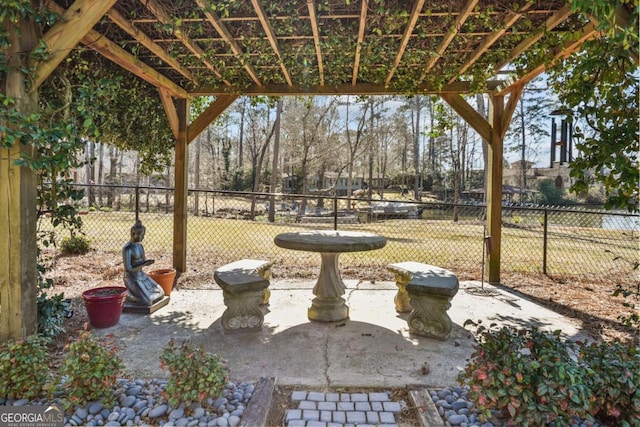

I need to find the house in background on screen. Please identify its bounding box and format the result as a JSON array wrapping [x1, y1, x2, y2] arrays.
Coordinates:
[[503, 160, 572, 193]]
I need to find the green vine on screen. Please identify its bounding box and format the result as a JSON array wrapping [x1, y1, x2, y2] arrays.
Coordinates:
[[1, 1, 176, 337]]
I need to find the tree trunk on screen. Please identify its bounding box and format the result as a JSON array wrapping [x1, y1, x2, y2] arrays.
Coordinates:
[[194, 133, 201, 216], [476, 94, 489, 204], [86, 141, 96, 207], [97, 142, 104, 207], [107, 146, 118, 207], [269, 99, 283, 222], [413, 97, 422, 200]]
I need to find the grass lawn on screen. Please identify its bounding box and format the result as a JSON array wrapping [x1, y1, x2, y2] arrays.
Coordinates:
[[63, 211, 637, 282]]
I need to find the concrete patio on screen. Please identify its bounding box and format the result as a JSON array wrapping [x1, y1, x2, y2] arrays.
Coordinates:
[[95, 279, 589, 389]]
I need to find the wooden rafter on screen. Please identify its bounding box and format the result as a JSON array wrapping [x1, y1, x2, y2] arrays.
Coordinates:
[[447, 2, 533, 84], [141, 0, 231, 86], [307, 0, 325, 86], [419, 0, 479, 83], [108, 8, 197, 84], [46, 2, 189, 98], [195, 0, 262, 86], [250, 0, 293, 86], [83, 29, 190, 98], [385, 0, 425, 86], [352, 0, 368, 85], [493, 6, 573, 72], [495, 21, 599, 96], [32, 0, 117, 91]]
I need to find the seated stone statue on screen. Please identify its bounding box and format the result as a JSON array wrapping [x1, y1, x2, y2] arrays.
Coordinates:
[[122, 220, 164, 306]]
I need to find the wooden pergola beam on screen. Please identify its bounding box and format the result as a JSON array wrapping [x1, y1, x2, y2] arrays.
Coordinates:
[[448, 2, 533, 84], [142, 0, 231, 86], [440, 93, 492, 142], [486, 94, 505, 283], [173, 99, 190, 273], [195, 0, 262, 86], [158, 88, 180, 140], [46, 2, 189, 99], [385, 0, 425, 86], [31, 0, 117, 91], [501, 84, 523, 139], [307, 0, 325, 86], [493, 5, 573, 73], [495, 21, 599, 95], [1, 13, 39, 340], [190, 80, 503, 96], [187, 95, 239, 143], [83, 30, 190, 99], [108, 8, 198, 84], [352, 0, 368, 85], [250, 0, 293, 86], [420, 0, 478, 82], [437, 90, 522, 284]]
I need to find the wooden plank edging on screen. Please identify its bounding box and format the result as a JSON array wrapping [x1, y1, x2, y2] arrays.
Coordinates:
[[240, 377, 276, 427]]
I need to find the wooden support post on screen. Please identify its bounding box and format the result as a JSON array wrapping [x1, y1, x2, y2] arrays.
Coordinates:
[[0, 14, 39, 340], [173, 99, 189, 273], [487, 95, 505, 284]]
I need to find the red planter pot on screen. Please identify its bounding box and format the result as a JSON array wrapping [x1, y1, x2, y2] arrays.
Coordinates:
[[82, 286, 128, 328], [148, 268, 176, 296]]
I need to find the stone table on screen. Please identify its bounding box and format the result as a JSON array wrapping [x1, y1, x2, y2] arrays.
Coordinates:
[[274, 230, 386, 322]]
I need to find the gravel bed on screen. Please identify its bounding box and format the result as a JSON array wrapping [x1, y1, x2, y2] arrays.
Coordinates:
[[0, 379, 254, 427], [430, 386, 604, 427]]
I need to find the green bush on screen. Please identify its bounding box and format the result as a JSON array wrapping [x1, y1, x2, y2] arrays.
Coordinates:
[[0, 336, 50, 400], [160, 339, 227, 408], [458, 326, 592, 425], [37, 292, 71, 338], [60, 235, 90, 255], [579, 340, 640, 425], [58, 331, 123, 409]]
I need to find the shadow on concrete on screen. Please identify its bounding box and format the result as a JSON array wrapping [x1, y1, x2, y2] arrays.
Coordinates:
[[94, 281, 589, 388]]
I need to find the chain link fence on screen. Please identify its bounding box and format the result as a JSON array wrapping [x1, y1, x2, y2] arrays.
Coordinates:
[[60, 184, 638, 282]]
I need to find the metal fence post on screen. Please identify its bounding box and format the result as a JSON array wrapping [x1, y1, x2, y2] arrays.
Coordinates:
[[543, 208, 548, 274], [135, 185, 140, 221], [333, 196, 338, 230]]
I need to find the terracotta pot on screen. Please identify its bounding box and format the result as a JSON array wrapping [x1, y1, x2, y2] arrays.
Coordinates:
[[82, 286, 128, 328], [148, 268, 176, 296]]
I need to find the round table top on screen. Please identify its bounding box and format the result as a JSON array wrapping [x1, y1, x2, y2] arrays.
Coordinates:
[[274, 230, 386, 253]]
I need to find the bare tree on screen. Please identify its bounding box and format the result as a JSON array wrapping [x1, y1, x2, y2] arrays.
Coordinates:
[[268, 99, 283, 222], [282, 97, 338, 214], [343, 96, 370, 209]]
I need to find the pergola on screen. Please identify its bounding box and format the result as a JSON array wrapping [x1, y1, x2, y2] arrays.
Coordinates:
[[1, 0, 632, 339]]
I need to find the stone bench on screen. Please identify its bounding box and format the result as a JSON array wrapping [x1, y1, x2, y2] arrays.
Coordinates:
[[214, 259, 272, 333], [387, 262, 459, 340], [216, 259, 273, 304]]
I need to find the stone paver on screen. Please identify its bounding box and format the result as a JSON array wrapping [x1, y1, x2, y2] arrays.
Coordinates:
[[285, 392, 400, 427]]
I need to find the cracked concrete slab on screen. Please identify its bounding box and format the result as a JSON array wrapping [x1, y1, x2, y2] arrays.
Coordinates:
[[94, 280, 588, 388]]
